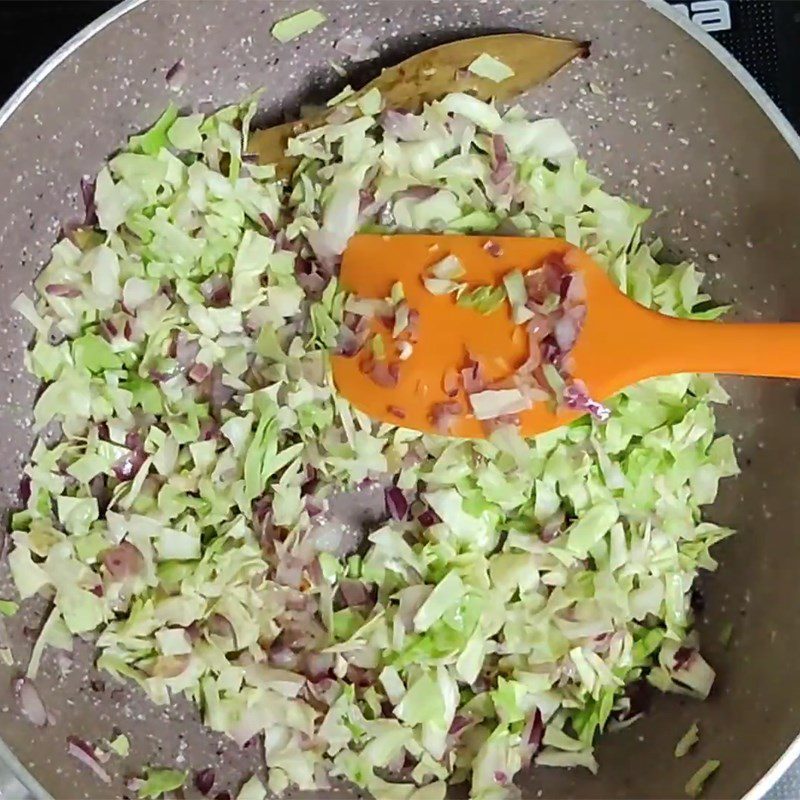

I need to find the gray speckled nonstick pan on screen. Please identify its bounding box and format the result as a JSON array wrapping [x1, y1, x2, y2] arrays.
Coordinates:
[[1, 1, 800, 798]]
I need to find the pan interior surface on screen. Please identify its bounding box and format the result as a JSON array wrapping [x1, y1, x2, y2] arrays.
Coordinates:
[[0, 2, 799, 799]]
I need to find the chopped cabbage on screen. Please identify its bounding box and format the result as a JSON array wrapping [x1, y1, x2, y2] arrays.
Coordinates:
[[0, 599, 19, 616], [7, 88, 738, 800], [685, 759, 720, 798], [674, 721, 699, 758], [467, 53, 515, 83], [108, 734, 130, 758], [237, 775, 267, 800], [270, 9, 326, 43], [138, 768, 187, 799]]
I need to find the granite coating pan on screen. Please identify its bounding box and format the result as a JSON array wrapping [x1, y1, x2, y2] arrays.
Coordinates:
[[1, 2, 800, 799]]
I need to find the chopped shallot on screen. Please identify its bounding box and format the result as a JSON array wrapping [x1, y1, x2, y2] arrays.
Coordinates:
[[165, 58, 187, 90], [461, 358, 486, 394], [195, 768, 216, 795], [361, 357, 399, 388], [562, 379, 611, 421], [66, 736, 111, 784], [45, 283, 81, 298], [381, 109, 427, 141], [102, 541, 144, 581], [385, 486, 409, 520], [429, 401, 463, 434], [80, 177, 97, 225], [14, 677, 47, 727], [335, 33, 379, 62], [443, 369, 460, 398], [483, 239, 503, 257]]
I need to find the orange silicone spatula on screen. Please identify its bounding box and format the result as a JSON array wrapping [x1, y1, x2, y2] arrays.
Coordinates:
[[332, 233, 800, 439]]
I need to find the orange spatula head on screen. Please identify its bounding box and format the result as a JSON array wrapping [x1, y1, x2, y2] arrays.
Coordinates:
[[332, 234, 800, 439]]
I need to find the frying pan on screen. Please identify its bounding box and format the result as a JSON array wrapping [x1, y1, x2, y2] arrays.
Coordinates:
[[0, 1, 799, 799]]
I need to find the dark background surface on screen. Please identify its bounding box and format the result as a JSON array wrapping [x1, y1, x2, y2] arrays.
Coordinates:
[[0, 0, 799, 130]]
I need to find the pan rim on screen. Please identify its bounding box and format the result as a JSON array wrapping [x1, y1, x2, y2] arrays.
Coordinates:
[[0, 4, 146, 796], [0, 0, 146, 132], [0, 1, 797, 798], [642, 7, 800, 799]]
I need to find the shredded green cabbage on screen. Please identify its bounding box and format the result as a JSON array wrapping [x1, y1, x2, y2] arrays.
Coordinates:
[[108, 734, 130, 758], [270, 9, 326, 43], [674, 721, 699, 758], [8, 88, 738, 800], [467, 54, 515, 83], [0, 599, 18, 616], [138, 768, 187, 799], [685, 759, 720, 798], [237, 774, 267, 800]]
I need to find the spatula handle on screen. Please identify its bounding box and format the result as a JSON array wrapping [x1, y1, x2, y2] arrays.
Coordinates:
[[645, 317, 800, 380]]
